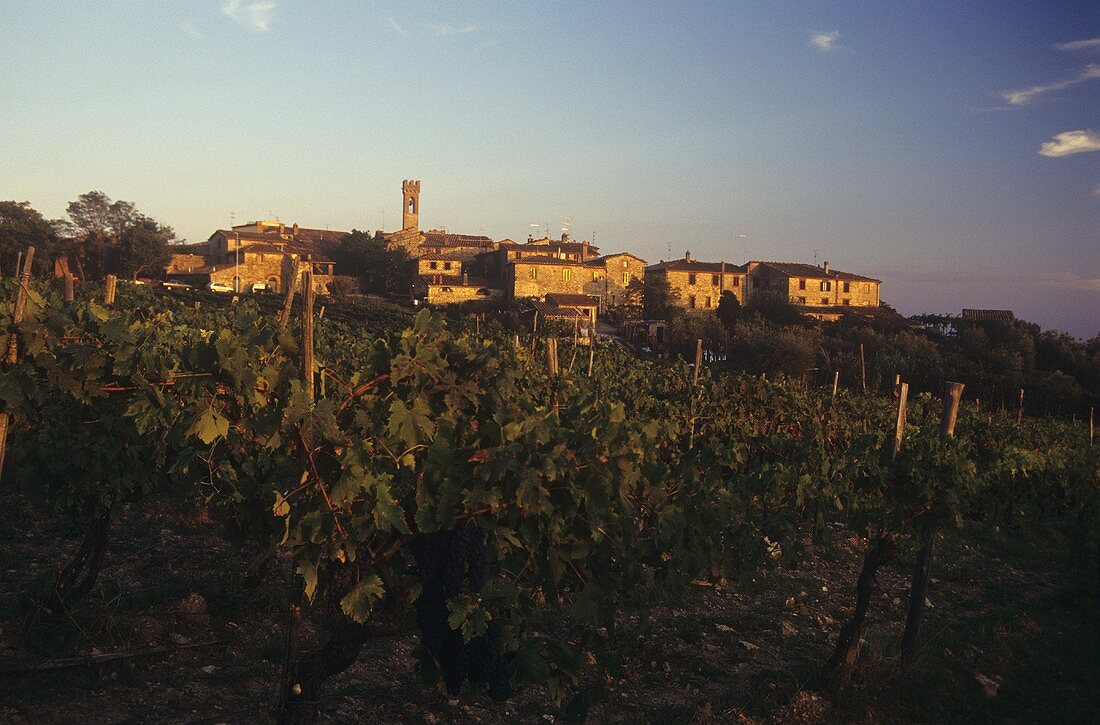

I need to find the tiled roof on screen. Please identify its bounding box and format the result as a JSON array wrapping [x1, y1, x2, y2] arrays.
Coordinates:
[[529, 299, 585, 318], [545, 293, 599, 308], [753, 262, 879, 283], [961, 309, 1015, 323], [646, 259, 745, 274], [584, 252, 647, 266], [422, 232, 494, 248], [416, 253, 464, 261], [419, 274, 495, 288], [239, 244, 286, 254], [508, 256, 584, 267]]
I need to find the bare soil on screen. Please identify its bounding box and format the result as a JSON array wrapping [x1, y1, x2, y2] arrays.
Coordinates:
[[1, 494, 1096, 724]]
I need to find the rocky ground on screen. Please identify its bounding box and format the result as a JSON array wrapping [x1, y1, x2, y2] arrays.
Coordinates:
[[1, 494, 1096, 724]]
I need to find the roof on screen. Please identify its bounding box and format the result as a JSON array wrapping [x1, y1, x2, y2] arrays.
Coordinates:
[[752, 262, 879, 283], [646, 259, 745, 274], [961, 309, 1015, 323], [239, 244, 286, 255], [529, 299, 585, 318], [416, 253, 464, 262], [584, 252, 647, 266], [545, 293, 599, 308], [422, 231, 494, 248], [508, 255, 584, 267]]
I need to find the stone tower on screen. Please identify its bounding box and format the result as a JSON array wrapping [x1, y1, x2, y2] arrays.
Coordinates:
[[402, 180, 421, 233]]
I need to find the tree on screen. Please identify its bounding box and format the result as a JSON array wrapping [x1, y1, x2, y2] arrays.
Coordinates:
[[117, 216, 176, 279], [716, 290, 742, 329], [0, 201, 58, 276], [64, 191, 138, 279], [641, 275, 680, 320], [746, 290, 804, 326], [334, 230, 409, 294]]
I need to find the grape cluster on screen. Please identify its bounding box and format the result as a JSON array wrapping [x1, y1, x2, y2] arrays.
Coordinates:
[[411, 526, 511, 698]]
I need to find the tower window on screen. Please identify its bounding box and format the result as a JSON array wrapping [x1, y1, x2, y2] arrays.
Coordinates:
[[408, 197, 416, 213]]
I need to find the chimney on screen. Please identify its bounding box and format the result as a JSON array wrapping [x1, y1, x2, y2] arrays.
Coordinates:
[[528, 233, 533, 243], [685, 250, 691, 262], [582, 240, 589, 259], [292, 223, 299, 237], [823, 261, 829, 274], [561, 232, 569, 243]]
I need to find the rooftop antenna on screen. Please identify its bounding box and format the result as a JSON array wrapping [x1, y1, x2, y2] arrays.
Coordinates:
[[813, 249, 820, 266]]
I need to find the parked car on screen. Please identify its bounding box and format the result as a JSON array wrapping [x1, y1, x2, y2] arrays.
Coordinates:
[[208, 281, 234, 293], [162, 281, 193, 290]]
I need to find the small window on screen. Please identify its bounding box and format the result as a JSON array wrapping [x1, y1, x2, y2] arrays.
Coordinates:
[[592, 271, 600, 281], [799, 279, 806, 290], [688, 295, 696, 309], [712, 274, 720, 286], [444, 262, 452, 271], [429, 261, 438, 270], [562, 268, 571, 282], [820, 280, 832, 292], [529, 268, 537, 279], [821, 297, 829, 305], [843, 299, 851, 306], [843, 281, 850, 293], [798, 296, 807, 304], [704, 296, 712, 308], [622, 271, 629, 285], [515, 251, 522, 259], [732, 277, 740, 287], [688, 273, 696, 285]]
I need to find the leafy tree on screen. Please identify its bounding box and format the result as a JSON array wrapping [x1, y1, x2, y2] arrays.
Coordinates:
[[0, 201, 59, 276], [640, 275, 680, 320], [335, 229, 409, 294], [64, 191, 138, 279], [117, 215, 176, 279], [716, 290, 742, 329], [746, 290, 804, 326]]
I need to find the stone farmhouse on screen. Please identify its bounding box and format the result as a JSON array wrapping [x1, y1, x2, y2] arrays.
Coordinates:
[[167, 220, 342, 294], [645, 252, 881, 317]]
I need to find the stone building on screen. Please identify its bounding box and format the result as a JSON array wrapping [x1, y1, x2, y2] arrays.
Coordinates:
[[383, 179, 494, 261], [746, 261, 880, 309], [166, 220, 342, 294], [645, 252, 748, 310]]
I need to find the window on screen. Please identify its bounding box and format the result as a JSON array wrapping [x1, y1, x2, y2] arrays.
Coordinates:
[[444, 262, 452, 271], [562, 268, 571, 282], [688, 295, 696, 309], [515, 251, 522, 259], [712, 274, 720, 286], [732, 277, 740, 287], [592, 271, 600, 281], [821, 297, 829, 305], [622, 271, 629, 285], [704, 296, 712, 308], [820, 280, 832, 291], [688, 273, 696, 285], [799, 279, 806, 290], [429, 261, 438, 270], [529, 268, 537, 280], [798, 296, 807, 304], [842, 299, 850, 306], [843, 281, 850, 293]]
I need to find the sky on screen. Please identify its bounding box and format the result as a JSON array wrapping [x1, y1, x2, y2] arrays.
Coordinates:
[[1, 1, 1097, 338]]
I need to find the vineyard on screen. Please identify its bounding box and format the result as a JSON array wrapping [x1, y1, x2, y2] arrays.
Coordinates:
[[1, 258, 1098, 723]]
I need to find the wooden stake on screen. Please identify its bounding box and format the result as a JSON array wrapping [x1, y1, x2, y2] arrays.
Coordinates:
[[940, 382, 964, 439], [278, 260, 301, 331], [318, 305, 325, 321], [587, 342, 594, 377], [63, 271, 74, 302], [693, 338, 703, 386], [302, 271, 314, 400], [859, 343, 866, 392], [893, 382, 909, 460], [832, 371, 840, 397], [1, 247, 35, 483], [513, 333, 519, 350], [547, 338, 558, 376], [1016, 388, 1025, 424], [104, 274, 117, 305], [1090, 407, 1094, 447]]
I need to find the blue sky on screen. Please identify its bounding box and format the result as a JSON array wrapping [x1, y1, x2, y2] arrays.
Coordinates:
[[2, 1, 1097, 337]]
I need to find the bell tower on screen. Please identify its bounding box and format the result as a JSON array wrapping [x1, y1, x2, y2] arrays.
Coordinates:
[[402, 180, 421, 232]]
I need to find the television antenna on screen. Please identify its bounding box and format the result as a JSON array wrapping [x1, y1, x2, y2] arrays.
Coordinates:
[[813, 249, 820, 266]]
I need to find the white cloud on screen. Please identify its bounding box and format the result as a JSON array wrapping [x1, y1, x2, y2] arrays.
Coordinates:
[[1000, 63, 1100, 105], [1039, 129, 1100, 157], [428, 23, 478, 36], [387, 18, 408, 36], [1055, 38, 1100, 53], [810, 31, 840, 52], [222, 1, 276, 32], [1042, 273, 1100, 293]]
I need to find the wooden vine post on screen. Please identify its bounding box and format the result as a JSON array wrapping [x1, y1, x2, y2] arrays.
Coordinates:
[[900, 380, 963, 665], [860, 343, 867, 392], [278, 260, 302, 331], [63, 271, 74, 302], [1016, 387, 1025, 425], [0, 247, 35, 483], [832, 371, 840, 398], [821, 379, 908, 692], [1090, 407, 1094, 447], [693, 338, 703, 386], [587, 339, 595, 377], [104, 274, 117, 305], [302, 271, 315, 400], [547, 337, 559, 416]]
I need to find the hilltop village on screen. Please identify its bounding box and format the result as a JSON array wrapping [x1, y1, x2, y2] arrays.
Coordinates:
[[165, 180, 882, 329]]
